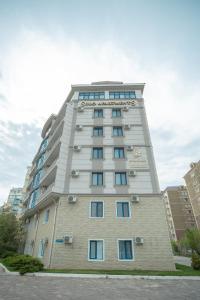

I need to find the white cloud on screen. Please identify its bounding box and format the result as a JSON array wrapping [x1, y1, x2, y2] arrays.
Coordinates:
[[0, 28, 199, 203]]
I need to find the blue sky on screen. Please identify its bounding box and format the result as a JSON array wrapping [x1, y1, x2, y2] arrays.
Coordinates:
[[0, 0, 200, 204]]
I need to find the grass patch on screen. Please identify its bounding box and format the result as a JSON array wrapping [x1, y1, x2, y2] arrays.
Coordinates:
[[42, 264, 200, 276]]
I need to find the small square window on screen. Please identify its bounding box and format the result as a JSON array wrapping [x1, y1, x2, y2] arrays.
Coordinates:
[[94, 109, 103, 118], [115, 172, 127, 185], [92, 147, 103, 159], [89, 240, 103, 260], [92, 172, 103, 186], [114, 147, 125, 158], [118, 240, 133, 260], [113, 126, 123, 137], [93, 127, 103, 137], [112, 109, 121, 118], [117, 202, 130, 217], [91, 202, 103, 217]]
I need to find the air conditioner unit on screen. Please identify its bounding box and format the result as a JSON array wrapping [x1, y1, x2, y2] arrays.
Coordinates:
[[131, 195, 140, 203], [76, 125, 83, 131], [64, 235, 73, 244], [122, 106, 129, 111], [71, 170, 79, 177], [73, 145, 81, 151], [78, 107, 84, 112], [124, 124, 131, 130], [127, 145, 134, 151], [25, 218, 30, 224], [128, 170, 137, 177], [135, 237, 144, 245], [68, 195, 77, 203], [30, 239, 35, 246], [44, 237, 49, 246]]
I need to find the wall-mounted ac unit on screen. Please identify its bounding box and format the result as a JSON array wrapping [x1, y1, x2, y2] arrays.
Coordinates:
[[64, 235, 73, 244], [71, 170, 79, 177], [73, 145, 81, 151], [78, 107, 84, 112], [124, 124, 131, 130], [128, 170, 137, 177], [44, 237, 49, 246], [122, 106, 129, 111], [76, 125, 83, 131], [68, 195, 77, 203], [25, 218, 30, 224], [30, 239, 35, 246], [127, 145, 134, 151], [135, 237, 144, 245], [131, 195, 140, 203]]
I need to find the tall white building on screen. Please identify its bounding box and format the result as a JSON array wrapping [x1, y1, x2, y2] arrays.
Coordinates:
[[24, 81, 174, 270]]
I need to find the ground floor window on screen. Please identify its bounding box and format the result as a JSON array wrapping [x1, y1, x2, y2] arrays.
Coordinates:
[[118, 240, 133, 260], [38, 240, 45, 258], [89, 240, 104, 260]]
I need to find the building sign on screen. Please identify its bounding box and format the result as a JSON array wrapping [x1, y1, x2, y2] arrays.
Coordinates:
[[79, 100, 136, 107]]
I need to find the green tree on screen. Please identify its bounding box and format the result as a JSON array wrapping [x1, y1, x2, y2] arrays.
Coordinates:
[[0, 213, 24, 256], [182, 228, 200, 255]]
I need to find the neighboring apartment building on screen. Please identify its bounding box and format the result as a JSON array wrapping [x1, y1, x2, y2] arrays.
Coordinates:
[[184, 162, 200, 229], [23, 81, 174, 270], [162, 186, 197, 241], [6, 187, 23, 216]]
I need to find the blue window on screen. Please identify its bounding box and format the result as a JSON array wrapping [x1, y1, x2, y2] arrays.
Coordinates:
[[40, 139, 48, 153], [79, 92, 105, 100], [94, 109, 103, 118], [93, 127, 103, 137], [117, 202, 130, 217], [115, 172, 127, 185], [109, 91, 136, 99], [114, 147, 125, 158], [89, 240, 103, 260], [36, 154, 45, 170], [118, 240, 133, 260], [112, 108, 121, 117], [92, 147, 103, 159], [92, 172, 103, 186], [38, 240, 45, 258], [29, 189, 40, 208], [91, 202, 103, 217], [44, 209, 50, 224], [113, 126, 123, 136], [32, 170, 42, 189]]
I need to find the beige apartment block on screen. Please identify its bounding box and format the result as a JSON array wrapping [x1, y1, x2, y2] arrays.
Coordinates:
[[23, 81, 175, 270], [184, 162, 200, 229], [162, 186, 197, 241]]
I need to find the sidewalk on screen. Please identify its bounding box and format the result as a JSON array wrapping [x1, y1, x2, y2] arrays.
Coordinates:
[[174, 256, 191, 267]]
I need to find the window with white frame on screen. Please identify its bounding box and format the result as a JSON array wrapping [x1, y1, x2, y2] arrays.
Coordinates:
[[91, 201, 103, 217], [89, 240, 103, 260], [117, 202, 130, 217], [92, 172, 103, 186], [44, 209, 50, 224], [114, 147, 125, 158], [118, 240, 133, 260], [115, 172, 127, 185], [113, 126, 123, 136], [94, 109, 103, 118]]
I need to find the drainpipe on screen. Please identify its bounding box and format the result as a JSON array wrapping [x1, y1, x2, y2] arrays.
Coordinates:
[[48, 198, 59, 268]]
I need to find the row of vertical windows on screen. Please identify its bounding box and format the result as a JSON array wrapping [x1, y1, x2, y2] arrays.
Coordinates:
[[93, 126, 124, 136], [91, 172, 127, 186], [92, 147, 125, 159], [78, 92, 136, 100], [91, 201, 130, 218], [94, 108, 122, 118], [89, 240, 133, 260], [79, 92, 105, 100]]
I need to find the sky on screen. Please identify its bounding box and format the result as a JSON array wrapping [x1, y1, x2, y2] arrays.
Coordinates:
[[0, 0, 200, 205]]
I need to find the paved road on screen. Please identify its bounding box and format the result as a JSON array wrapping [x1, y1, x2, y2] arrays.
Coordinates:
[[0, 275, 200, 300]]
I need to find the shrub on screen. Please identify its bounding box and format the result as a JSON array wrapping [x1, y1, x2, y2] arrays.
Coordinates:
[[0, 251, 18, 258], [191, 253, 200, 270], [3, 255, 44, 275]]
